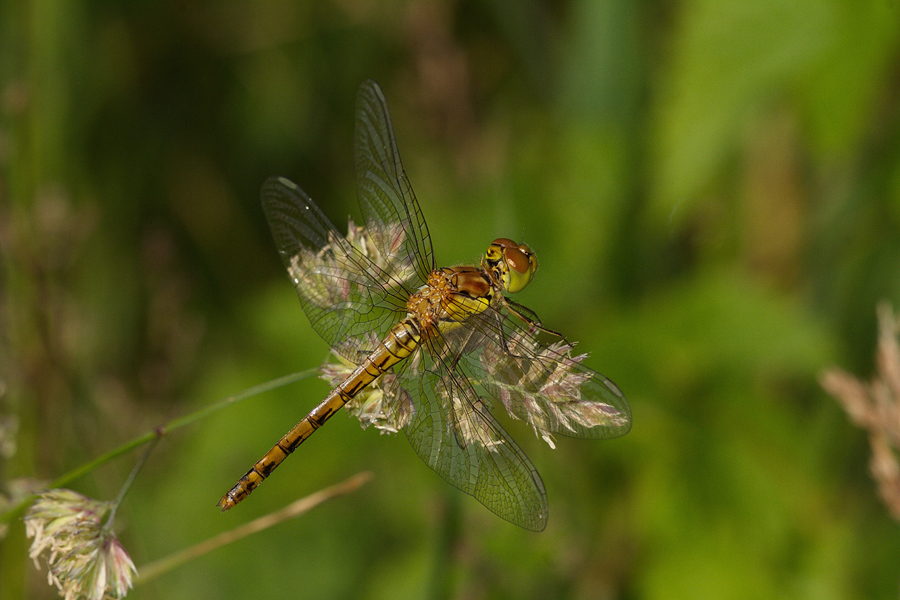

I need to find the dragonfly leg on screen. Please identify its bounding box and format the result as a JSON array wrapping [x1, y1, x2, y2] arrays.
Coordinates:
[[503, 298, 571, 343]]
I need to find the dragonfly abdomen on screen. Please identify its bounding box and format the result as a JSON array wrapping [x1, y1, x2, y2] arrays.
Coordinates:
[[217, 319, 422, 511]]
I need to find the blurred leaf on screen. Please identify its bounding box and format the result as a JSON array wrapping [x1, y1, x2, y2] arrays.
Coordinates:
[[651, 0, 833, 220], [797, 2, 900, 158]]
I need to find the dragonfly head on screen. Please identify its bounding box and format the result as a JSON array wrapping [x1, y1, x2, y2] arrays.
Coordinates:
[[483, 238, 538, 294]]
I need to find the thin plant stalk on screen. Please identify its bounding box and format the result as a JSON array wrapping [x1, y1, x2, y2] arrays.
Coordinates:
[[104, 438, 159, 529], [136, 471, 373, 583], [1, 368, 319, 525]]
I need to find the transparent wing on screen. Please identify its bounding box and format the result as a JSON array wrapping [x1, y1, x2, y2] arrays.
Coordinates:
[[261, 176, 419, 359], [354, 80, 435, 282], [392, 345, 549, 531], [450, 304, 632, 441], [373, 295, 627, 530]]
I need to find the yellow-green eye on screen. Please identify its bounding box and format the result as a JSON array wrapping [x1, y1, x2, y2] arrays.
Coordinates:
[[484, 238, 538, 293]]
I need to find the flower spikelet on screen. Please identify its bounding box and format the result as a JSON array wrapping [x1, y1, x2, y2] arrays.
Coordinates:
[[482, 331, 628, 447], [25, 489, 137, 600], [288, 219, 415, 310], [821, 302, 900, 521]]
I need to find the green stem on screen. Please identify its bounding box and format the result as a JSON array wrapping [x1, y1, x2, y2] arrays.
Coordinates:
[[1, 368, 319, 524], [104, 437, 159, 528]]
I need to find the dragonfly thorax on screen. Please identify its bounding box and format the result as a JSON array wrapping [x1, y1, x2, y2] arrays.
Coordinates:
[[407, 267, 494, 335]]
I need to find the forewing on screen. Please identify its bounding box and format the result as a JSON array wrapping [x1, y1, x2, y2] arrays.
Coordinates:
[[354, 80, 435, 282], [392, 343, 548, 531], [261, 176, 416, 359], [450, 305, 632, 441]]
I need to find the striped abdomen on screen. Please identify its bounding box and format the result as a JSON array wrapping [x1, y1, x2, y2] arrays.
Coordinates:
[[217, 319, 421, 510]]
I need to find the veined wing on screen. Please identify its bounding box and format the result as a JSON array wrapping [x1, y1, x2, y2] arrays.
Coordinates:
[[444, 305, 632, 442], [261, 176, 419, 360], [354, 80, 435, 282], [393, 343, 549, 531]]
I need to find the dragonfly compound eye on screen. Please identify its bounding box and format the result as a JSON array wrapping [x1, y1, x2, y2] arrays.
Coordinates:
[[502, 243, 537, 293]]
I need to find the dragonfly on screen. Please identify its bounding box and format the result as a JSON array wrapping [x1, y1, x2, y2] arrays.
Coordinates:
[[218, 80, 631, 531]]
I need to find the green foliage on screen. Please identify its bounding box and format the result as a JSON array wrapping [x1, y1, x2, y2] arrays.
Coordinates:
[[3, 0, 900, 598]]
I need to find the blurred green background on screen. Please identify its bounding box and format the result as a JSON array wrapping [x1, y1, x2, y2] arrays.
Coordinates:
[[3, 0, 900, 598]]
